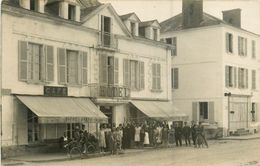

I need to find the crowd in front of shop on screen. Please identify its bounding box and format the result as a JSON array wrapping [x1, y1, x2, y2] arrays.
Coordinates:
[[60, 120, 209, 156]]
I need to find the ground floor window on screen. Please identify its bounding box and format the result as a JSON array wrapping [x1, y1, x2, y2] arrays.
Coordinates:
[[27, 110, 39, 143], [199, 102, 208, 121]]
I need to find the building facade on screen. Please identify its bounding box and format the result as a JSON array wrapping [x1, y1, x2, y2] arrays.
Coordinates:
[[160, 0, 260, 137], [1, 0, 179, 157]]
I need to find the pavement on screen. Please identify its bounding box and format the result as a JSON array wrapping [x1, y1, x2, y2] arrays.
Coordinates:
[[1, 134, 260, 166]]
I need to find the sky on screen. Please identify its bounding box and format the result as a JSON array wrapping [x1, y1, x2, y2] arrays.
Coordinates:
[[99, 0, 260, 34]]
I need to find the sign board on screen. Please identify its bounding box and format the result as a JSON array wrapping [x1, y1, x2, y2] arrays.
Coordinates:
[[44, 86, 68, 96]]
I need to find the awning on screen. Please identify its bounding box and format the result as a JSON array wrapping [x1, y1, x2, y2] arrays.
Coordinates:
[[16, 95, 108, 124], [131, 100, 188, 121]]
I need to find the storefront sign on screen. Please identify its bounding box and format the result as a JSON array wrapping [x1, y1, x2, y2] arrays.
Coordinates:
[[99, 86, 130, 98], [38, 117, 108, 124], [44, 86, 68, 96]]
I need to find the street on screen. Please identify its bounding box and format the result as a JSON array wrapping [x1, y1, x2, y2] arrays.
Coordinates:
[[15, 139, 260, 166]]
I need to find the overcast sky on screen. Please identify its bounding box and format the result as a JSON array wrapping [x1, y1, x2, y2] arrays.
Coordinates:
[[99, 0, 260, 34]]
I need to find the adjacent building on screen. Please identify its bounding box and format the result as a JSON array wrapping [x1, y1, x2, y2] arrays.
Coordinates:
[[160, 0, 260, 137]]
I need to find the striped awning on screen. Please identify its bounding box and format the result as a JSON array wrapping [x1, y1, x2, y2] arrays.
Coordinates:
[[16, 95, 107, 124], [131, 100, 188, 121]]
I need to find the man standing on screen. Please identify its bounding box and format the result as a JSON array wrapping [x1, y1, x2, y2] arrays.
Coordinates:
[[183, 122, 191, 146], [191, 121, 197, 146], [174, 123, 182, 147], [196, 122, 209, 148]]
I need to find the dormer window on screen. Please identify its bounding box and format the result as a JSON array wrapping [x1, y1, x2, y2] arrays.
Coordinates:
[[130, 22, 135, 36], [153, 28, 158, 41], [68, 4, 76, 21]]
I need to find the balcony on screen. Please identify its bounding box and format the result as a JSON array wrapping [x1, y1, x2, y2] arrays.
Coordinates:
[[89, 84, 130, 99], [97, 32, 118, 51]]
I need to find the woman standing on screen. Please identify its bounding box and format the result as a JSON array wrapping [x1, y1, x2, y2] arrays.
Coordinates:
[[134, 124, 141, 148], [143, 125, 150, 147], [99, 125, 106, 153]]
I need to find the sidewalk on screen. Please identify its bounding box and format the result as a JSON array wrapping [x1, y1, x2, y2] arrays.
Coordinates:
[[220, 133, 260, 140]]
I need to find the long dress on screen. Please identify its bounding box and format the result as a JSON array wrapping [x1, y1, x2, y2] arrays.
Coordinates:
[[134, 127, 141, 142], [144, 131, 150, 145], [99, 129, 106, 148]]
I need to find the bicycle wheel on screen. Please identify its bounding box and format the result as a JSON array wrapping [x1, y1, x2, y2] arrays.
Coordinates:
[[87, 144, 96, 154], [69, 147, 82, 159]]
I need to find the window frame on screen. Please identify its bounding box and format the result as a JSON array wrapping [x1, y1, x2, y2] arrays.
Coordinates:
[[199, 102, 209, 120]]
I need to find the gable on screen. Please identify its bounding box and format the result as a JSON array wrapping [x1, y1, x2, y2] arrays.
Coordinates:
[[128, 14, 141, 23], [82, 4, 131, 37]]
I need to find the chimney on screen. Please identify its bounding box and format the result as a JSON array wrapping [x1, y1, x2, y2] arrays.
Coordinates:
[[182, 0, 203, 28], [222, 9, 241, 28]]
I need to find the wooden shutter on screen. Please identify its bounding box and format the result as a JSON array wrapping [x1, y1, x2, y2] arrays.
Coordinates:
[[246, 69, 248, 88], [225, 33, 229, 53], [245, 38, 248, 56], [238, 37, 241, 55], [225, 65, 229, 87], [57, 48, 67, 84], [123, 59, 130, 87], [152, 64, 156, 89], [136, 61, 140, 89], [234, 67, 237, 88], [171, 68, 174, 89], [208, 102, 214, 124], [140, 61, 145, 89], [192, 102, 198, 122], [77, 52, 82, 85], [82, 52, 88, 85], [45, 45, 54, 82], [40, 45, 46, 82], [18, 41, 28, 81], [252, 40, 256, 58], [252, 70, 256, 89], [174, 68, 178, 89], [99, 54, 108, 84], [157, 64, 161, 89], [172, 37, 177, 56], [114, 57, 119, 85]]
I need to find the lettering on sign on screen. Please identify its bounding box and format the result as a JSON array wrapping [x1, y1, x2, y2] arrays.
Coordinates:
[[44, 86, 68, 96]]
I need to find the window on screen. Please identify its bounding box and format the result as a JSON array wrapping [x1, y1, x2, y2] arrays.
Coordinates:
[[252, 103, 256, 122], [27, 110, 39, 143], [166, 37, 177, 56], [139, 27, 145, 37], [68, 4, 76, 21], [199, 102, 208, 120], [58, 48, 88, 85], [99, 55, 118, 85], [153, 28, 157, 41], [226, 33, 233, 53], [238, 67, 248, 89], [152, 63, 161, 90], [171, 68, 178, 89], [123, 59, 144, 90], [252, 70, 256, 90], [130, 22, 136, 36], [238, 36, 247, 56], [225, 65, 237, 88], [101, 16, 111, 47], [252, 40, 256, 58], [18, 41, 54, 83]]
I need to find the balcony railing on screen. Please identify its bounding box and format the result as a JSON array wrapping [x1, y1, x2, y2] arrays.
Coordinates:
[[89, 84, 130, 99], [98, 32, 118, 50]]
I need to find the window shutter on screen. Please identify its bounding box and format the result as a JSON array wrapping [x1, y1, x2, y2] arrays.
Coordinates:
[[245, 38, 247, 56], [174, 68, 178, 89], [246, 69, 248, 88], [172, 37, 177, 56], [46, 45, 54, 82], [57, 48, 67, 84], [99, 54, 108, 84], [234, 67, 237, 88], [114, 57, 119, 85], [82, 52, 88, 85], [192, 102, 198, 122], [238, 37, 241, 55], [18, 41, 28, 81], [152, 64, 156, 89], [136, 61, 140, 89], [252, 40, 256, 58], [123, 59, 130, 87], [225, 65, 229, 87], [140, 61, 145, 89], [157, 64, 161, 89], [208, 102, 214, 124], [77, 52, 82, 85], [225, 33, 229, 53], [171, 68, 174, 89]]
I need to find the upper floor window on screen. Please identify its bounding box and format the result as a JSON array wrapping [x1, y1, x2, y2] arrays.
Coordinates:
[[99, 54, 118, 85], [225, 65, 237, 88], [58, 48, 88, 85], [238, 36, 247, 56], [101, 16, 112, 47], [238, 67, 248, 89], [153, 28, 158, 41], [166, 37, 177, 56], [152, 63, 161, 90], [68, 4, 76, 21], [130, 22, 137, 36], [225, 33, 233, 53], [252, 70, 256, 90], [123, 59, 144, 90], [171, 68, 178, 89], [252, 40, 256, 59], [18, 41, 54, 83]]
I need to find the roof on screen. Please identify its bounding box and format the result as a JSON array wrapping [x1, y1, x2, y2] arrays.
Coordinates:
[[160, 12, 226, 33], [120, 12, 135, 20], [80, 4, 103, 19], [139, 20, 160, 28]]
